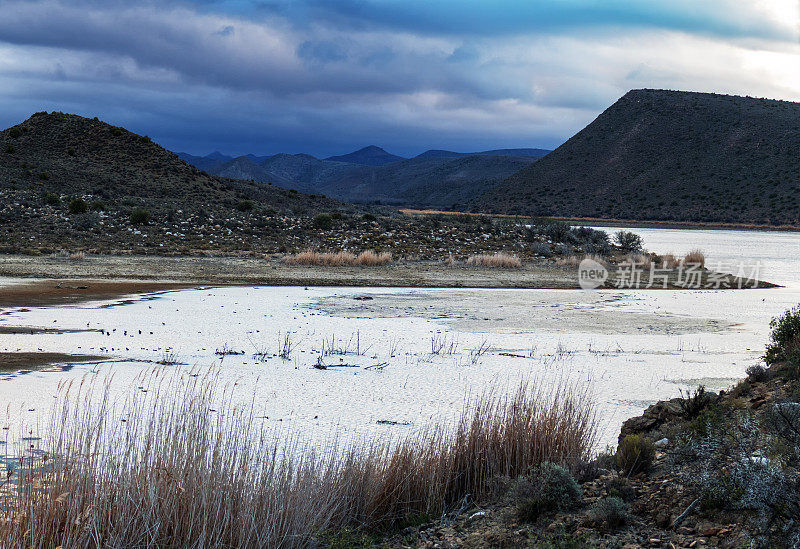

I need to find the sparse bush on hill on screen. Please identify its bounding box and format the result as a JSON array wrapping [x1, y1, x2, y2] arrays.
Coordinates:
[[511, 462, 583, 522], [43, 192, 60, 206], [4, 144, 14, 154], [68, 198, 87, 214], [236, 200, 254, 212], [8, 127, 21, 138], [313, 213, 334, 230], [130, 208, 150, 225], [90, 200, 105, 211], [588, 496, 629, 532]]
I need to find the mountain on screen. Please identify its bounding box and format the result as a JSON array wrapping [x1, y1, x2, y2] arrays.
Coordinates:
[[415, 148, 551, 159], [176, 151, 231, 172], [474, 89, 800, 225], [0, 112, 336, 216], [325, 145, 405, 166]]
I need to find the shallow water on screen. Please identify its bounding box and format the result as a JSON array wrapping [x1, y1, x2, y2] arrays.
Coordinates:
[[0, 226, 798, 449]]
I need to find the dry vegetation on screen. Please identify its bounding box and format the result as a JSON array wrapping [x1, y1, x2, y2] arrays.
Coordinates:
[[465, 252, 522, 268], [683, 249, 706, 267], [285, 249, 393, 267], [0, 370, 595, 547], [555, 254, 609, 268]]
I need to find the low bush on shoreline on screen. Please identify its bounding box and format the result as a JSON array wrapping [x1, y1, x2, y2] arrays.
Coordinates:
[[285, 249, 393, 266], [683, 249, 706, 267], [0, 371, 596, 547]]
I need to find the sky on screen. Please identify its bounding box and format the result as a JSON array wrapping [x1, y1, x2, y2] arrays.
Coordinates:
[[0, 0, 799, 157]]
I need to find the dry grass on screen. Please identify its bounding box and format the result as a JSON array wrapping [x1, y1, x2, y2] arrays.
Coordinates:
[[658, 253, 679, 269], [285, 250, 392, 267], [621, 254, 652, 269], [0, 370, 595, 547], [683, 249, 706, 268], [465, 252, 522, 268], [555, 254, 608, 268]]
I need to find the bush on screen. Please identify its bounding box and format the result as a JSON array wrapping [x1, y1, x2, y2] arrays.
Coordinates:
[[604, 476, 636, 502], [683, 249, 706, 268], [615, 231, 643, 253], [4, 144, 14, 154], [615, 435, 655, 475], [38, 171, 49, 181], [588, 497, 629, 531], [362, 213, 377, 222], [68, 198, 88, 214], [511, 462, 582, 521], [765, 306, 800, 365], [90, 200, 106, 212], [43, 192, 60, 206], [679, 385, 714, 419], [130, 208, 150, 225], [236, 200, 254, 212], [746, 364, 769, 382], [111, 127, 123, 137], [532, 242, 552, 257], [313, 213, 334, 230], [67, 147, 76, 156], [8, 127, 21, 138]]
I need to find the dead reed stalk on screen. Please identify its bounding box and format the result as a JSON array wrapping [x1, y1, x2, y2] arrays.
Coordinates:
[[0, 369, 596, 547], [465, 253, 522, 268]]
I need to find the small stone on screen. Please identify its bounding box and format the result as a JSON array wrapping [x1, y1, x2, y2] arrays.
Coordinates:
[[701, 527, 721, 537], [654, 437, 669, 447]]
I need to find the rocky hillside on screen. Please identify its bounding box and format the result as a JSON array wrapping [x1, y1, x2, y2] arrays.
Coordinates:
[[475, 89, 800, 225]]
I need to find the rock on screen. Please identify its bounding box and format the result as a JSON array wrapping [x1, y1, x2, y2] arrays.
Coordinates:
[[468, 511, 486, 521], [700, 527, 721, 537], [654, 437, 669, 447]]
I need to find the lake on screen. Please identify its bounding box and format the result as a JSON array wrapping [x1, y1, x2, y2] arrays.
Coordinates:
[[1, 226, 799, 448]]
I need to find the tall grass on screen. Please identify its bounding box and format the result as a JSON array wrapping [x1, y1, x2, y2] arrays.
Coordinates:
[[285, 250, 393, 266], [465, 252, 522, 268], [683, 249, 706, 268], [0, 369, 595, 547]]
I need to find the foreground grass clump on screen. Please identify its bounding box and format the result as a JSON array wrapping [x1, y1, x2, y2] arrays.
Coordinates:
[[285, 249, 393, 266], [683, 249, 706, 267], [1, 371, 595, 547], [511, 462, 582, 521], [615, 434, 655, 475], [465, 252, 522, 268]]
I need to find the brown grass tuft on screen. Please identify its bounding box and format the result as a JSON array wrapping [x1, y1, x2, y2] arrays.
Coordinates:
[[658, 253, 679, 269], [555, 254, 608, 268], [285, 249, 393, 267], [683, 249, 706, 268], [465, 252, 522, 268], [0, 370, 595, 547]]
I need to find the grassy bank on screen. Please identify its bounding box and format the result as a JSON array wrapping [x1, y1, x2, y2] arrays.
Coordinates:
[[0, 372, 595, 547]]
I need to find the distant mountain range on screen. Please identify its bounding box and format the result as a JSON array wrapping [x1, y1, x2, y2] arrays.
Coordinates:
[[475, 89, 800, 225], [177, 146, 550, 208]]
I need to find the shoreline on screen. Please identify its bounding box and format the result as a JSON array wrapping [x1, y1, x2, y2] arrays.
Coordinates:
[[0, 254, 777, 309]]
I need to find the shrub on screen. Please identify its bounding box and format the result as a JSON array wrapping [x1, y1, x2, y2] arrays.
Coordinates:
[[111, 127, 123, 136], [8, 127, 21, 138], [587, 497, 629, 531], [362, 213, 377, 222], [139, 135, 151, 144], [658, 253, 679, 268], [679, 385, 713, 419], [67, 147, 76, 156], [532, 242, 552, 257], [615, 435, 655, 475], [615, 231, 643, 253], [313, 213, 334, 230], [605, 476, 636, 502], [38, 171, 49, 181], [354, 250, 392, 266], [683, 249, 706, 268], [236, 200, 254, 212], [90, 200, 106, 212], [746, 364, 769, 382], [43, 192, 60, 206], [541, 221, 573, 243], [68, 198, 88, 214], [4, 144, 14, 154], [511, 462, 583, 521], [130, 208, 150, 225], [465, 253, 522, 268], [765, 306, 800, 365]]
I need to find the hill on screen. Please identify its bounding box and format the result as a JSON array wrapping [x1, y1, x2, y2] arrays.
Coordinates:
[[415, 148, 550, 159], [0, 112, 345, 254], [475, 89, 800, 225], [182, 149, 541, 208], [325, 145, 405, 166]]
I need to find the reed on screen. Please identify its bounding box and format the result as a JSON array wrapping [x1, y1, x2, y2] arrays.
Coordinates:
[[0, 369, 596, 547], [285, 250, 392, 266], [683, 249, 706, 268], [465, 252, 522, 268]]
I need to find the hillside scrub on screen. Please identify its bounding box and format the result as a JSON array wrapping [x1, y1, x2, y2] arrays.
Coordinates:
[[285, 249, 393, 266], [465, 252, 523, 268], [0, 372, 596, 547]]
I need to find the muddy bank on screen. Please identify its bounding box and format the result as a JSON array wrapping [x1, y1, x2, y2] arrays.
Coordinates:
[[0, 352, 106, 371]]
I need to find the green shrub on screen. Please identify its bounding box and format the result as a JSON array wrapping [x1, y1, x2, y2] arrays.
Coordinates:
[[236, 200, 254, 212], [43, 192, 60, 206], [510, 462, 582, 522], [615, 231, 644, 253], [139, 136, 151, 144], [679, 385, 714, 419], [4, 144, 14, 154], [90, 201, 105, 212], [67, 147, 76, 156], [588, 497, 629, 532], [68, 198, 88, 214], [8, 127, 21, 139], [765, 306, 800, 365], [130, 208, 150, 225], [362, 213, 377, 222], [615, 435, 655, 475], [38, 171, 49, 181], [604, 476, 636, 502], [111, 127, 123, 137], [313, 213, 334, 230]]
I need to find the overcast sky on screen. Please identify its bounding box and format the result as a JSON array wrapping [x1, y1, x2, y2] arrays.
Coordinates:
[[0, 0, 798, 157]]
